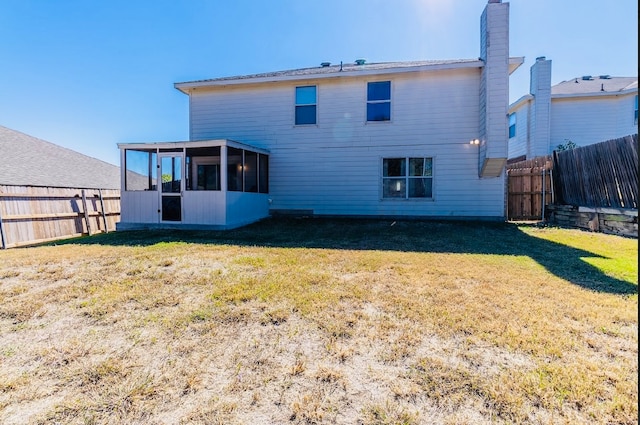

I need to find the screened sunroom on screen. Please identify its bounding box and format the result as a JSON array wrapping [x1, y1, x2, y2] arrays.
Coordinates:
[[117, 140, 269, 230]]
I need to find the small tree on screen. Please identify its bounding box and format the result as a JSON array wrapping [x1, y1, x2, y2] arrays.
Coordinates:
[[556, 140, 577, 151]]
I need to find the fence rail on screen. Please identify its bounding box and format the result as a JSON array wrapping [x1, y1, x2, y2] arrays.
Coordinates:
[[0, 185, 120, 249]]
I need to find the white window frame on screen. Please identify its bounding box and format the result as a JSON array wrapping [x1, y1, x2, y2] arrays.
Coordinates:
[[367, 81, 391, 122], [295, 85, 317, 126], [381, 157, 433, 200]]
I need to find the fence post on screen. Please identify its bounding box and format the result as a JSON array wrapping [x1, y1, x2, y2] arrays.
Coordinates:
[[81, 189, 92, 236], [541, 168, 546, 221], [98, 189, 109, 233], [0, 201, 6, 249], [549, 169, 554, 204]]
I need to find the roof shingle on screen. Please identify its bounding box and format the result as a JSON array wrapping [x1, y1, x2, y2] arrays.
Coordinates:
[[0, 125, 120, 189], [552, 76, 638, 95]]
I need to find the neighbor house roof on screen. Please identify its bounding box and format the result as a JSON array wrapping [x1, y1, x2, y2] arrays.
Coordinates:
[[509, 75, 638, 111], [551, 76, 637, 96], [0, 125, 120, 189], [175, 57, 525, 93]]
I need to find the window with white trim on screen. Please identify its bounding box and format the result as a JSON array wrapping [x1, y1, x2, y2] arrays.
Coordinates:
[[295, 85, 317, 125], [508, 113, 516, 138], [367, 81, 391, 121], [382, 157, 433, 199]]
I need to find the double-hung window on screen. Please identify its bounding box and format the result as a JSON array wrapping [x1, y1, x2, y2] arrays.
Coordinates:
[[367, 81, 391, 121], [295, 86, 317, 125], [382, 157, 433, 199], [508, 113, 516, 138]]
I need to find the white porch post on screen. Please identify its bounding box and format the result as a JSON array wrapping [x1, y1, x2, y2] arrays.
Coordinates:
[[220, 144, 228, 192]]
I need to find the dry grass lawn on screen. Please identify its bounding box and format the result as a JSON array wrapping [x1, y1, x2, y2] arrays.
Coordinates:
[[0, 218, 637, 424]]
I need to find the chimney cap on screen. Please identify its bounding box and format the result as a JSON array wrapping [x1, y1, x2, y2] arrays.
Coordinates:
[[488, 0, 502, 3], [535, 56, 546, 61]]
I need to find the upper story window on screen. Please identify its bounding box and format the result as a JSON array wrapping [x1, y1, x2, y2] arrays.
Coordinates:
[[508, 113, 516, 138], [634, 95, 638, 125], [295, 86, 317, 125], [367, 81, 391, 122], [382, 157, 432, 199]]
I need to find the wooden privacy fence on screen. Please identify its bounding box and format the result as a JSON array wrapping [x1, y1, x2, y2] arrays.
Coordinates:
[[507, 156, 553, 221], [553, 134, 638, 209], [0, 185, 120, 249]]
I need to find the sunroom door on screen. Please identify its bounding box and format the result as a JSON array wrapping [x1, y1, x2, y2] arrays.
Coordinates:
[[159, 153, 183, 222]]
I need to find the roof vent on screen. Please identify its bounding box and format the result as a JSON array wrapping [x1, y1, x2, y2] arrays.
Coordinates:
[[599, 75, 611, 79], [355, 59, 366, 66], [320, 62, 331, 67], [581, 75, 593, 81]]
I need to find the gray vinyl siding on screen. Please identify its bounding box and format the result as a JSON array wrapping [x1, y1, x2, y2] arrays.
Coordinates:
[[550, 94, 638, 149], [508, 103, 531, 159], [188, 68, 506, 219]]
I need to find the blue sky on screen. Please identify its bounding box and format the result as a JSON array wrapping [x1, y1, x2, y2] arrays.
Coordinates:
[[1, 0, 637, 166]]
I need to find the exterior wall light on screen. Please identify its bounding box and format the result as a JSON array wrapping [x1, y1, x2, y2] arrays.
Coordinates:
[[470, 139, 480, 145]]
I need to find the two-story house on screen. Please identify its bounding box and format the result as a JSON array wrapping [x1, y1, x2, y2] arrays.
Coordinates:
[[508, 56, 638, 161], [118, 0, 523, 230]]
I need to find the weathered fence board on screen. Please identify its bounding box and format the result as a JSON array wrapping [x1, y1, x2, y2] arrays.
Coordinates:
[[553, 134, 638, 209], [507, 155, 553, 221], [0, 185, 121, 248]]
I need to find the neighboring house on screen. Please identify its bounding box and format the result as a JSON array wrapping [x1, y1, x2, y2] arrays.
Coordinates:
[[508, 57, 638, 161], [118, 0, 524, 230], [0, 125, 120, 189], [0, 125, 121, 248]]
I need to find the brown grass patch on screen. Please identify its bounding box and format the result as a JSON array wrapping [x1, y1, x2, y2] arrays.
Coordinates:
[[0, 219, 636, 424]]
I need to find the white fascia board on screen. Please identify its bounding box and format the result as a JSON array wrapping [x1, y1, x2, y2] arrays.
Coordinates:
[[508, 56, 525, 75], [174, 60, 486, 94], [117, 139, 269, 154], [551, 87, 639, 100], [508, 94, 533, 112], [225, 139, 270, 154]]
